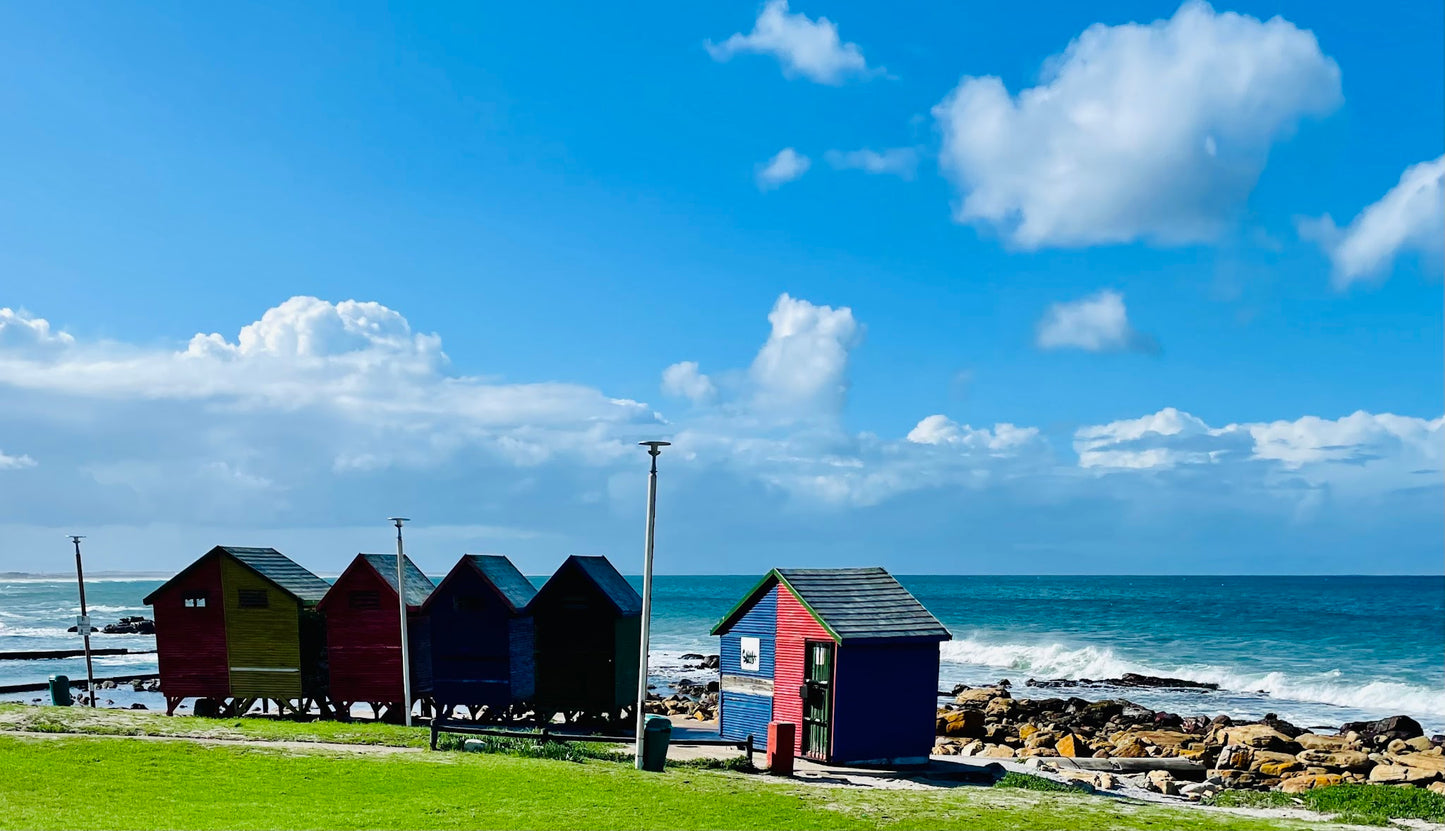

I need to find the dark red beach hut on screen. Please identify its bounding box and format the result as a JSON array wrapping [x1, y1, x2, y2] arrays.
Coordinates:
[[317, 553, 434, 720], [143, 546, 331, 716], [711, 567, 951, 765], [530, 555, 641, 723], [422, 554, 537, 718]]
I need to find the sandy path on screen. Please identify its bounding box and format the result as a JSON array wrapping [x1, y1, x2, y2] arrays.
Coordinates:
[[2, 730, 425, 755]]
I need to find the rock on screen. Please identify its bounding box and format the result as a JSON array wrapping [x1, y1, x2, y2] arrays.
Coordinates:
[[1146, 770, 1179, 795], [1427, 781, 1445, 796], [1117, 729, 1194, 749], [1119, 673, 1218, 690], [1339, 715, 1424, 743], [1392, 752, 1445, 774], [980, 744, 1016, 758], [1017, 747, 1059, 758], [1095, 773, 1117, 790], [985, 697, 1019, 720], [65, 625, 99, 633], [1114, 737, 1149, 758], [1180, 781, 1220, 800], [1119, 704, 1156, 723], [1154, 712, 1183, 731], [1296, 749, 1372, 772], [705, 680, 719, 693], [1406, 736, 1434, 752], [1257, 759, 1304, 777], [956, 687, 1008, 707], [1181, 716, 1211, 734], [1056, 734, 1087, 758], [463, 739, 486, 752], [939, 709, 985, 739], [1296, 733, 1350, 751], [1387, 738, 1409, 754], [1209, 769, 1259, 788], [957, 740, 984, 757], [1280, 773, 1343, 793], [129, 703, 147, 710], [1215, 744, 1253, 771], [680, 653, 704, 660], [1018, 723, 1039, 740], [1217, 724, 1300, 753]]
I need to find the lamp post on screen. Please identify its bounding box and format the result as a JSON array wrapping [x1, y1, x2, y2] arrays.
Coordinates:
[[634, 440, 669, 770], [69, 535, 95, 707], [389, 517, 412, 727]]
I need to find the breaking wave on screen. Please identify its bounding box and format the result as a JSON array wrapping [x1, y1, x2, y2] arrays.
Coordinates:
[[940, 636, 1445, 721]]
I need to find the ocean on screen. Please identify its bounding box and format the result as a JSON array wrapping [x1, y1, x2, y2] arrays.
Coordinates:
[[3, 575, 1441, 733]]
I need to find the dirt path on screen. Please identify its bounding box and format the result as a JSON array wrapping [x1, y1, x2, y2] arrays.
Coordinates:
[[3, 730, 425, 755]]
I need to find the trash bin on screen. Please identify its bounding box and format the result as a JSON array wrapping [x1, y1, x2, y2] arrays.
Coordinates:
[[639, 714, 672, 772], [48, 675, 72, 707]]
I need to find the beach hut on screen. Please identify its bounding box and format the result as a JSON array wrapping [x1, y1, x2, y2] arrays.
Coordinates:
[[710, 567, 952, 765], [316, 553, 434, 720], [422, 554, 537, 718], [530, 555, 641, 722], [143, 546, 331, 716]]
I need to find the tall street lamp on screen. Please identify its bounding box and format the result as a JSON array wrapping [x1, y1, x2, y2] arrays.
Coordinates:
[[69, 535, 96, 707], [633, 440, 669, 769], [389, 517, 413, 727]]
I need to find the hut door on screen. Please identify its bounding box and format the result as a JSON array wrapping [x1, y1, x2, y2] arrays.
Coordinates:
[[801, 641, 834, 760]]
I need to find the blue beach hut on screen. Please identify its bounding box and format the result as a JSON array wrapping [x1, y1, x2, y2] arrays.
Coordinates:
[[421, 555, 537, 718], [710, 567, 952, 765]]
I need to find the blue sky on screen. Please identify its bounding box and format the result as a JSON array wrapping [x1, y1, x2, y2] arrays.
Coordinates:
[[0, 0, 1440, 575]]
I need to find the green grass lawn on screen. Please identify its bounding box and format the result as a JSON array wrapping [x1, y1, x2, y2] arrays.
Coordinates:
[[0, 732, 1344, 831]]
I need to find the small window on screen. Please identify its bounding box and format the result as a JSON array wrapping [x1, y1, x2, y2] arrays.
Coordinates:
[[349, 590, 380, 610], [454, 595, 487, 613], [183, 592, 208, 609], [238, 589, 268, 609]]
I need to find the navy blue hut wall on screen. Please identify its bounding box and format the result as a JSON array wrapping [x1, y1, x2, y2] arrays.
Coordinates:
[[830, 641, 941, 764], [717, 584, 778, 749], [423, 555, 536, 710]]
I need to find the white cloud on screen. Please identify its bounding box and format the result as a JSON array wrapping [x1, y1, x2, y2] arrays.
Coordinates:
[[661, 361, 716, 404], [933, 1, 1341, 248], [1036, 290, 1157, 353], [706, 0, 878, 85], [823, 148, 919, 179], [0, 307, 74, 354], [0, 450, 36, 470], [757, 148, 811, 190], [1299, 155, 1445, 288], [749, 293, 859, 413], [907, 415, 1042, 453]]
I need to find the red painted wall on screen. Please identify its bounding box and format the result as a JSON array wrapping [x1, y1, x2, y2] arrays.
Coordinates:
[[152, 554, 229, 698], [772, 584, 833, 756], [321, 562, 405, 703]]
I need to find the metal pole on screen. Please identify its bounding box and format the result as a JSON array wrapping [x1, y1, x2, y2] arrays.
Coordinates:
[[634, 440, 668, 769], [70, 536, 95, 707], [390, 517, 412, 727]]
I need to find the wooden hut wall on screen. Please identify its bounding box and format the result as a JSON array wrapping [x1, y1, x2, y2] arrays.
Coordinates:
[[533, 565, 631, 713], [507, 616, 536, 701], [611, 613, 641, 710], [717, 584, 778, 749], [772, 585, 834, 756], [149, 554, 229, 699], [324, 564, 408, 703], [830, 641, 940, 764], [220, 555, 304, 699], [428, 566, 522, 708]]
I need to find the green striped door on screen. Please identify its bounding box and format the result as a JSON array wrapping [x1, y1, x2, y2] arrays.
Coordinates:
[[801, 641, 834, 760]]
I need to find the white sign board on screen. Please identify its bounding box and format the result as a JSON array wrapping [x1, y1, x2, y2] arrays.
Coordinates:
[[739, 637, 761, 672], [75, 615, 90, 635]]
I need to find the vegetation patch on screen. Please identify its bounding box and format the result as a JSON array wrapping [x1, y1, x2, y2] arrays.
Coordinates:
[[992, 772, 1088, 793], [1206, 783, 1445, 827]]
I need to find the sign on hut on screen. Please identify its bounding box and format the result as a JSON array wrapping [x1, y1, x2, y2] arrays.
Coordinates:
[[144, 546, 331, 717], [317, 553, 435, 721], [710, 567, 952, 765], [530, 555, 641, 724], [422, 554, 537, 720]]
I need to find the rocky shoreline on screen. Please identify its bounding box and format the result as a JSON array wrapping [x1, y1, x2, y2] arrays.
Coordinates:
[[935, 680, 1445, 800]]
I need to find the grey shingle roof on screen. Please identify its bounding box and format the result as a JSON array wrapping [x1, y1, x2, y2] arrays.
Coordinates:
[[224, 546, 332, 604], [543, 555, 641, 616], [464, 554, 536, 612], [713, 567, 951, 643], [360, 553, 435, 607]]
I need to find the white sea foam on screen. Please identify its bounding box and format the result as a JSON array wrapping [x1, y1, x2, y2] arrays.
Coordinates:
[[940, 636, 1445, 721]]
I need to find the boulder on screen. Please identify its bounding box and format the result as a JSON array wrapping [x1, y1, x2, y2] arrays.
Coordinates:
[[1018, 723, 1040, 740], [701, 655, 721, 669], [956, 687, 1007, 707], [1387, 738, 1409, 754], [129, 703, 148, 710], [1095, 772, 1117, 790], [1146, 770, 1179, 795], [1215, 745, 1253, 771], [1217, 724, 1300, 753], [1209, 769, 1259, 788], [1017, 747, 1059, 758], [939, 709, 985, 739], [1392, 752, 1445, 774], [1296, 733, 1350, 751], [1055, 734, 1087, 758], [1405, 737, 1434, 752], [1280, 774, 1343, 793], [1296, 749, 1372, 772], [980, 744, 1016, 758], [1179, 781, 1220, 800], [1257, 760, 1304, 777], [1339, 715, 1424, 743], [1427, 781, 1445, 796], [1120, 730, 1194, 749], [957, 740, 984, 757], [1114, 738, 1149, 758], [985, 697, 1019, 720]]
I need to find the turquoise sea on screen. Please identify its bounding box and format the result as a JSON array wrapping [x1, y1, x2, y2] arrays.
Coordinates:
[[2, 575, 1441, 733]]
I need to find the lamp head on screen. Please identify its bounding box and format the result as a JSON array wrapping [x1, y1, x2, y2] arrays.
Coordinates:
[[639, 440, 671, 456]]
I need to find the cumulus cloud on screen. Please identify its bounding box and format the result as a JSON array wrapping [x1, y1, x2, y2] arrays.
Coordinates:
[[661, 361, 716, 404], [1299, 155, 1445, 288], [907, 415, 1042, 453], [749, 293, 860, 413], [706, 0, 878, 85], [0, 450, 36, 470], [933, 1, 1341, 248], [0, 307, 74, 354], [1035, 290, 1157, 353], [757, 148, 811, 190], [823, 148, 919, 179]]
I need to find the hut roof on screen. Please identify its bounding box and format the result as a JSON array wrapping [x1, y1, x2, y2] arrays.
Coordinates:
[[358, 553, 435, 607], [535, 555, 641, 615], [464, 555, 537, 611], [710, 567, 951, 644], [143, 546, 330, 606]]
